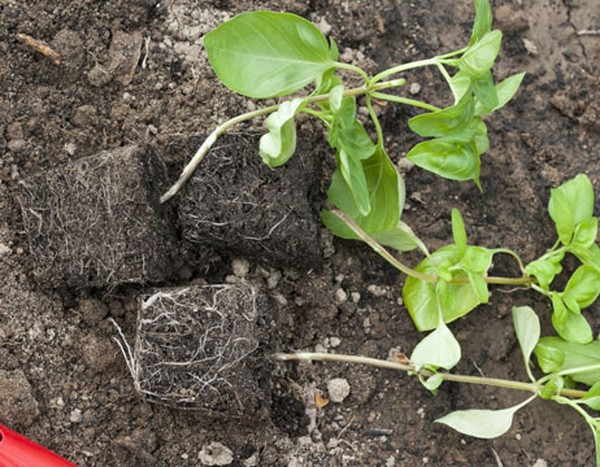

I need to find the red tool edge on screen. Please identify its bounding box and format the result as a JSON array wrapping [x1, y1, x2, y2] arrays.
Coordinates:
[[0, 423, 78, 467]]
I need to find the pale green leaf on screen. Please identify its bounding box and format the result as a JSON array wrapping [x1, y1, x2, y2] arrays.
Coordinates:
[[581, 382, 600, 410], [573, 217, 599, 249], [408, 92, 474, 138], [436, 397, 534, 439], [410, 321, 461, 370], [564, 265, 600, 309], [512, 306, 540, 381], [406, 138, 480, 184], [205, 11, 335, 98], [472, 71, 498, 113], [451, 208, 467, 253], [548, 174, 595, 245], [421, 373, 444, 393], [259, 98, 304, 167], [535, 337, 600, 386], [458, 30, 503, 79], [469, 0, 493, 46], [403, 245, 482, 331], [324, 146, 402, 235]]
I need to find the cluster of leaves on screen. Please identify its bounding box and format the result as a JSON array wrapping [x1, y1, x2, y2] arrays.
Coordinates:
[[203, 1, 522, 255], [437, 306, 600, 465]]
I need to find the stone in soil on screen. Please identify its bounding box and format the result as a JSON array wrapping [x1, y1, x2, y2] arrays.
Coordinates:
[[17, 145, 179, 289], [0, 369, 39, 429], [177, 133, 323, 271], [132, 281, 269, 421]]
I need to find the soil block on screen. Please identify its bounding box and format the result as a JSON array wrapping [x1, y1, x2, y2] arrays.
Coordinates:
[[18, 145, 178, 289], [132, 282, 268, 420], [178, 133, 323, 270]]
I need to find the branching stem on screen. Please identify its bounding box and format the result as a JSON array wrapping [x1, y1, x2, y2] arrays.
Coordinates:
[[161, 79, 404, 203], [275, 351, 588, 399]]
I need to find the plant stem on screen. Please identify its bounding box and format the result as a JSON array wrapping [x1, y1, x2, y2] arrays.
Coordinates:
[[371, 57, 440, 84], [371, 92, 440, 112], [331, 208, 533, 286], [160, 79, 404, 203], [331, 209, 435, 282], [365, 94, 384, 148], [334, 61, 370, 84], [275, 351, 588, 399]]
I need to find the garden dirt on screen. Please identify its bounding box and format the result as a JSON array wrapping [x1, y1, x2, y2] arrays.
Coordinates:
[[1, 0, 599, 465]]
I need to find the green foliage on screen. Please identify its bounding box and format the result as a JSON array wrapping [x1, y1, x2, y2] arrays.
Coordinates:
[[512, 306, 541, 382], [436, 397, 534, 439], [403, 210, 494, 331], [535, 337, 600, 386], [259, 98, 305, 167], [204, 11, 335, 98]]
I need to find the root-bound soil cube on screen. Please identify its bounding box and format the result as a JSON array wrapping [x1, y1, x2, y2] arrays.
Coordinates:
[[178, 133, 323, 270], [18, 145, 178, 289], [131, 282, 268, 420]]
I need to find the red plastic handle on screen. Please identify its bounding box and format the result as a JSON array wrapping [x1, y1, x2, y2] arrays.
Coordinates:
[[0, 424, 78, 467]]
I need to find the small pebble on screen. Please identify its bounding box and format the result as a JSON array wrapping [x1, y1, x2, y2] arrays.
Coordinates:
[[409, 82, 421, 95], [334, 288, 348, 304], [70, 408, 83, 423], [231, 258, 250, 278], [327, 378, 351, 403], [198, 442, 234, 466]]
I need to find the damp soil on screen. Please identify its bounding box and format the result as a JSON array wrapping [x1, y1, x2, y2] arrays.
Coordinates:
[[1, 1, 599, 466]]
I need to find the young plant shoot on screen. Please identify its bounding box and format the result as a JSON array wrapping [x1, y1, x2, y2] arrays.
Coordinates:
[[159, 0, 600, 461]]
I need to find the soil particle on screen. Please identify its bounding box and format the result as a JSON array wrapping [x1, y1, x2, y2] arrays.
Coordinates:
[[198, 441, 234, 466], [78, 298, 110, 326], [0, 369, 39, 429], [81, 334, 118, 372], [326, 378, 351, 403]]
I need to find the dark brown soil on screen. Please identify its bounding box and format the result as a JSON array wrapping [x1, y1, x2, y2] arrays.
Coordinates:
[[1, 1, 599, 466]]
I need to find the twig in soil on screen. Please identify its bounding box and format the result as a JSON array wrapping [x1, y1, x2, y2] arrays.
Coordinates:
[[16, 33, 61, 64], [577, 29, 600, 36]]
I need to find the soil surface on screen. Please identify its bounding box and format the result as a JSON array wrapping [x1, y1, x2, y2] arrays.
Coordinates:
[[1, 1, 599, 466]]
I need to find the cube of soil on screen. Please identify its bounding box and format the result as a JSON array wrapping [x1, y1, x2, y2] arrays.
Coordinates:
[[18, 145, 178, 289], [132, 282, 268, 420], [178, 133, 323, 270]]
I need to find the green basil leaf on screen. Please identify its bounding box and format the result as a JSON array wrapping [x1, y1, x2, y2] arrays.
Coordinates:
[[548, 174, 595, 245], [469, 0, 493, 46], [570, 243, 600, 272], [420, 373, 444, 393], [451, 208, 468, 253], [581, 382, 600, 410], [462, 246, 494, 273], [534, 338, 566, 374], [328, 97, 376, 160], [467, 271, 489, 303], [323, 146, 402, 235], [551, 294, 593, 344], [339, 148, 370, 215], [524, 252, 565, 290], [573, 217, 599, 249], [328, 84, 344, 113], [406, 138, 480, 185], [458, 30, 503, 79], [204, 11, 335, 98], [491, 72, 525, 112], [410, 320, 461, 370], [563, 265, 600, 309], [512, 306, 541, 382], [540, 375, 564, 399], [472, 71, 498, 114], [370, 222, 420, 252], [535, 337, 600, 386], [449, 70, 471, 102], [259, 98, 304, 167], [403, 245, 482, 331], [329, 36, 339, 61], [408, 91, 474, 138], [436, 397, 533, 439], [474, 120, 490, 155]]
